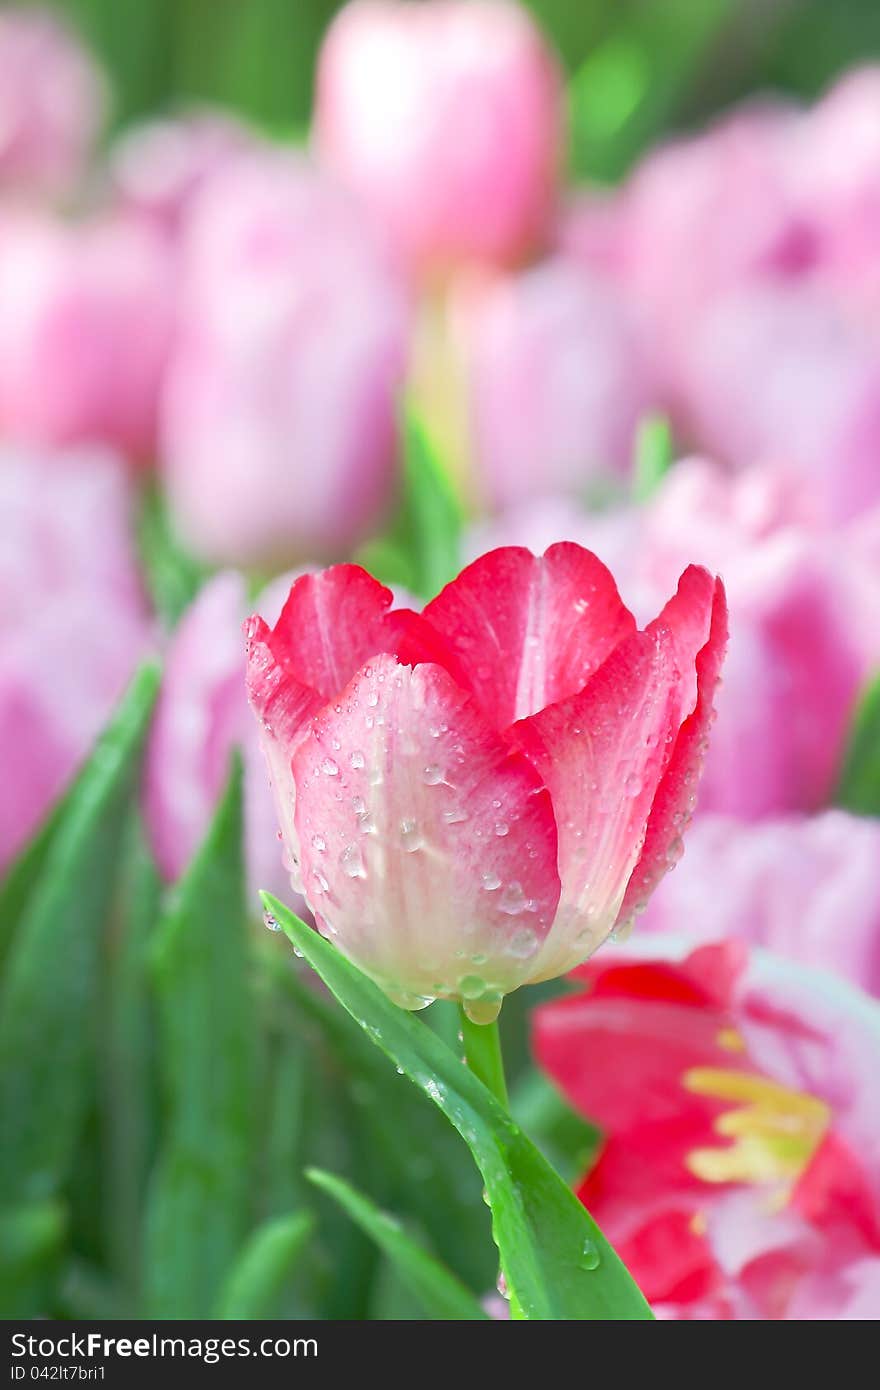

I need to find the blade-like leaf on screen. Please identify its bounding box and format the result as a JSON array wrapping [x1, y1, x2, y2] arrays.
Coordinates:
[[0, 1201, 65, 1318], [0, 773, 77, 973], [262, 894, 653, 1321], [214, 1212, 314, 1320], [837, 671, 880, 817], [0, 664, 160, 1207], [307, 1169, 489, 1321], [144, 757, 258, 1318], [399, 402, 463, 600], [137, 481, 206, 628]]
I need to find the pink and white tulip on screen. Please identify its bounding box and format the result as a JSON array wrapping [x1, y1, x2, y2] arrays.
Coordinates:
[[457, 258, 657, 507], [0, 211, 176, 462], [0, 8, 105, 199], [145, 571, 302, 908], [641, 811, 880, 999], [314, 0, 564, 277], [161, 152, 409, 568], [245, 548, 726, 1017], [0, 447, 152, 869]]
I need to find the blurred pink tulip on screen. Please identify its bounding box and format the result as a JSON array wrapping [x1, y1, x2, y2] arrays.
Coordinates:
[[470, 459, 880, 818], [161, 151, 409, 568], [0, 211, 176, 462], [144, 571, 302, 908], [107, 110, 258, 238], [677, 282, 880, 521], [314, 0, 564, 276], [0, 447, 151, 870], [0, 8, 106, 198], [458, 257, 657, 508], [641, 811, 880, 998]]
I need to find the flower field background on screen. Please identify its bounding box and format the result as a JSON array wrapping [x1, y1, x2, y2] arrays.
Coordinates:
[[3, 0, 880, 1322]]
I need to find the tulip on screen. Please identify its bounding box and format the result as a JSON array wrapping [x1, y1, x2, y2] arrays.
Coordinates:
[[0, 211, 175, 462], [640, 811, 880, 999], [144, 571, 303, 909], [107, 110, 258, 238], [245, 548, 726, 1018], [161, 151, 409, 568], [457, 258, 657, 508], [0, 8, 105, 198], [534, 938, 880, 1319], [0, 446, 151, 870], [314, 0, 564, 276]]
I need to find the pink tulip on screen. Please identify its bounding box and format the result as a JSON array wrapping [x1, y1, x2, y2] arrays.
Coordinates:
[[0, 211, 176, 462], [161, 151, 409, 568], [0, 8, 105, 198], [0, 447, 151, 870], [107, 110, 258, 238], [534, 938, 880, 1319], [457, 257, 657, 508], [470, 459, 879, 818], [144, 571, 303, 908], [640, 811, 880, 999], [245, 550, 726, 1017], [677, 282, 880, 521], [314, 0, 564, 276]]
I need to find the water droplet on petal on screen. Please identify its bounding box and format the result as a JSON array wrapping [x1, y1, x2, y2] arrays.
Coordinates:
[[499, 881, 528, 915], [422, 763, 444, 785], [311, 834, 327, 853], [400, 818, 424, 852], [340, 842, 366, 879], [320, 757, 339, 777], [482, 871, 501, 891], [349, 750, 365, 770]]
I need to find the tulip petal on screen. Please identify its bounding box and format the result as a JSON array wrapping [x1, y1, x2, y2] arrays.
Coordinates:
[[618, 576, 728, 924], [291, 653, 561, 1007], [422, 543, 636, 729], [510, 626, 683, 980]]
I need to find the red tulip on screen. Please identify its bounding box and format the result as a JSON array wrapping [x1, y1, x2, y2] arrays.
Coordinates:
[[534, 939, 880, 1319], [245, 546, 726, 1018]]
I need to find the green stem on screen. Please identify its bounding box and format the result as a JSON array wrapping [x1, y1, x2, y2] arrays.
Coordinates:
[[458, 1006, 509, 1110]]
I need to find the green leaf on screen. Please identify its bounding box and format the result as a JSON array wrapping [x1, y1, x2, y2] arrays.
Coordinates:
[[633, 413, 674, 501], [0, 664, 160, 1207], [214, 1212, 314, 1319], [143, 756, 259, 1318], [0, 776, 77, 974], [263, 894, 653, 1321], [307, 1169, 489, 1321], [101, 815, 162, 1296], [510, 1070, 601, 1184], [836, 671, 880, 817], [0, 1202, 66, 1318], [137, 481, 207, 628]]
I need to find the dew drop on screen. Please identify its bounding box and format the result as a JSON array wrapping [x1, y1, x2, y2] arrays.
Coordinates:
[[443, 807, 469, 825], [349, 750, 365, 770], [311, 833, 327, 853], [400, 818, 424, 852], [422, 763, 445, 785], [494, 821, 509, 837], [340, 842, 366, 879], [320, 757, 339, 777], [580, 1238, 600, 1271], [507, 927, 537, 958], [498, 881, 528, 915], [482, 871, 501, 891], [262, 911, 280, 932]]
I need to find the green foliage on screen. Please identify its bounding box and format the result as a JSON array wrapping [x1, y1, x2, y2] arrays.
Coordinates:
[[214, 1211, 315, 1319], [137, 482, 207, 630], [307, 1170, 489, 1321], [263, 893, 653, 1320], [143, 757, 259, 1317]]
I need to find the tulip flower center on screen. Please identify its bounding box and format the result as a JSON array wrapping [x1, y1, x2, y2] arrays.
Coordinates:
[[682, 1067, 830, 1197]]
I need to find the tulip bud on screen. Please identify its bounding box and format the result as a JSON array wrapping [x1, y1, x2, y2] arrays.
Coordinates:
[[0, 8, 106, 198], [245, 549, 726, 1018], [0, 446, 151, 869], [0, 211, 175, 462], [160, 152, 410, 568], [314, 0, 564, 276]]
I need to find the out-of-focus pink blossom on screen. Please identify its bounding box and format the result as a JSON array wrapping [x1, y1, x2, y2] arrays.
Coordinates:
[[641, 811, 880, 998], [107, 110, 258, 238], [0, 211, 176, 462], [677, 282, 880, 521], [314, 0, 564, 277], [534, 938, 880, 1319], [457, 258, 656, 508], [0, 8, 106, 198], [245, 551, 726, 1014], [470, 459, 880, 818], [161, 151, 409, 568], [144, 571, 302, 909], [0, 447, 151, 870]]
